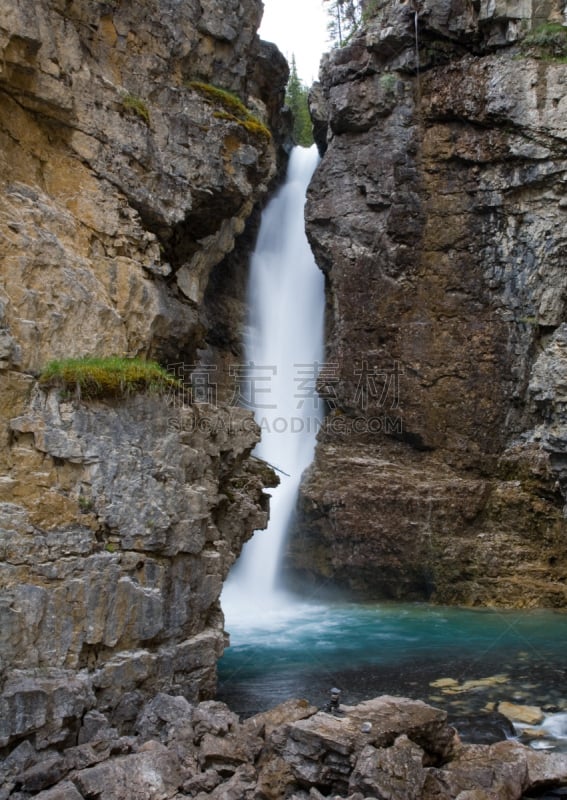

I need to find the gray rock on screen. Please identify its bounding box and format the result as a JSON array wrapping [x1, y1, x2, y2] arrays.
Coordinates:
[[349, 736, 426, 799], [198, 731, 263, 775], [4, 695, 567, 799], [78, 710, 117, 745], [135, 694, 194, 743], [34, 783, 85, 800], [0, 0, 283, 752], [182, 767, 222, 795], [192, 701, 240, 742], [0, 395, 274, 748], [16, 755, 67, 792], [73, 742, 181, 800], [426, 740, 530, 799], [273, 696, 456, 793], [203, 763, 257, 800]]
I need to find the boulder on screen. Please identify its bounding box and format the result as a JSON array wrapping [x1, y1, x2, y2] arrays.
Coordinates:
[[73, 742, 181, 800]]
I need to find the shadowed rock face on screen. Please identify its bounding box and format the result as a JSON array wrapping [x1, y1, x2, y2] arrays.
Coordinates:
[[288, 0, 567, 606], [0, 0, 286, 751]]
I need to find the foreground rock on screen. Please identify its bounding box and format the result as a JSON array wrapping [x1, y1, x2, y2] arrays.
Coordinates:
[[1, 694, 566, 799], [288, 0, 567, 607]]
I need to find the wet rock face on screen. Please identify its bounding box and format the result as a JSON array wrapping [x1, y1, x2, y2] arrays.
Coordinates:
[[0, 0, 286, 755], [292, 0, 567, 606]]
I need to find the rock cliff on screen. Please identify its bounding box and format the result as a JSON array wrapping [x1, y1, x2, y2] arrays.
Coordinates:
[[289, 0, 567, 606], [0, 0, 286, 752]]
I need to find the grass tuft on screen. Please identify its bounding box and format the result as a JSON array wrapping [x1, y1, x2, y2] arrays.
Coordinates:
[[121, 94, 151, 125], [521, 22, 567, 60], [188, 80, 271, 141], [39, 356, 180, 399]]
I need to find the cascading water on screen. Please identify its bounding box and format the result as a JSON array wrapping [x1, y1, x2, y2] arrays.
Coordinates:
[[221, 144, 325, 622]]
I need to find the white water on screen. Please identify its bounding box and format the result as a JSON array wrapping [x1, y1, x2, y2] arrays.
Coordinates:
[[221, 145, 325, 624]]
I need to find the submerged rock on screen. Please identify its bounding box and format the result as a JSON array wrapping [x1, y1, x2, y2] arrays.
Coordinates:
[[448, 711, 517, 746], [498, 702, 545, 726]]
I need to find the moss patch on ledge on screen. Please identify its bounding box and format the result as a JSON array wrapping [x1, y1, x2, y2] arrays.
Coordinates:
[[39, 356, 180, 399], [187, 80, 271, 141], [520, 22, 567, 61]]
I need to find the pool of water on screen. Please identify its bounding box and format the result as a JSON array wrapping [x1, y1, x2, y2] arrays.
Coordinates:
[[217, 600, 567, 747]]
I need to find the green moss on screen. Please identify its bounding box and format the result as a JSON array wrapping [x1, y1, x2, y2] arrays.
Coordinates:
[[78, 496, 94, 513], [121, 94, 150, 125], [521, 22, 567, 59], [362, 0, 381, 22], [39, 356, 180, 399], [379, 73, 398, 93], [188, 81, 248, 115], [188, 80, 271, 142], [517, 315, 538, 325]]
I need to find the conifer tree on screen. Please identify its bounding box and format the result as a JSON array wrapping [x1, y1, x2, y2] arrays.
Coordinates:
[[285, 56, 314, 147], [324, 0, 363, 46]]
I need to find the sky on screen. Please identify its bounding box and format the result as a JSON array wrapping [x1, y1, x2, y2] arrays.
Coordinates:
[[258, 0, 329, 84]]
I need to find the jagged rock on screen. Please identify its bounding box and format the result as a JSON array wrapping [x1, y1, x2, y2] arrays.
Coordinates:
[[182, 767, 222, 796], [77, 710, 117, 746], [289, 0, 567, 608], [0, 670, 95, 749], [526, 749, 567, 788], [0, 0, 285, 371], [15, 754, 68, 792], [193, 763, 257, 800], [33, 783, 85, 800], [0, 395, 274, 749], [425, 740, 531, 799], [254, 755, 297, 800], [0, 0, 285, 757], [198, 731, 263, 775], [349, 735, 427, 798], [3, 695, 567, 799], [272, 696, 456, 794], [73, 741, 181, 800], [135, 694, 194, 743]]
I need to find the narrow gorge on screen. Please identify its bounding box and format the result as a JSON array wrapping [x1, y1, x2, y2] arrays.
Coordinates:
[[1, 0, 567, 797]]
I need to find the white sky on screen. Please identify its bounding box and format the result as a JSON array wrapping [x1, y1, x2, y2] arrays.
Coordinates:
[[259, 0, 329, 84]]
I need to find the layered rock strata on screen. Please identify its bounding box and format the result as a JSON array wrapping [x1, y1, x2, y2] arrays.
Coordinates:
[[289, 0, 567, 606], [0, 0, 285, 752]]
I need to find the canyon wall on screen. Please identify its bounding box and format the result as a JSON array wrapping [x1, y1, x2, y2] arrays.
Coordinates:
[[0, 0, 286, 751], [288, 0, 567, 607]]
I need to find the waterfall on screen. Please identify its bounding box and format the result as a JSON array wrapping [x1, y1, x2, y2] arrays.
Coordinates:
[[221, 145, 325, 623]]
